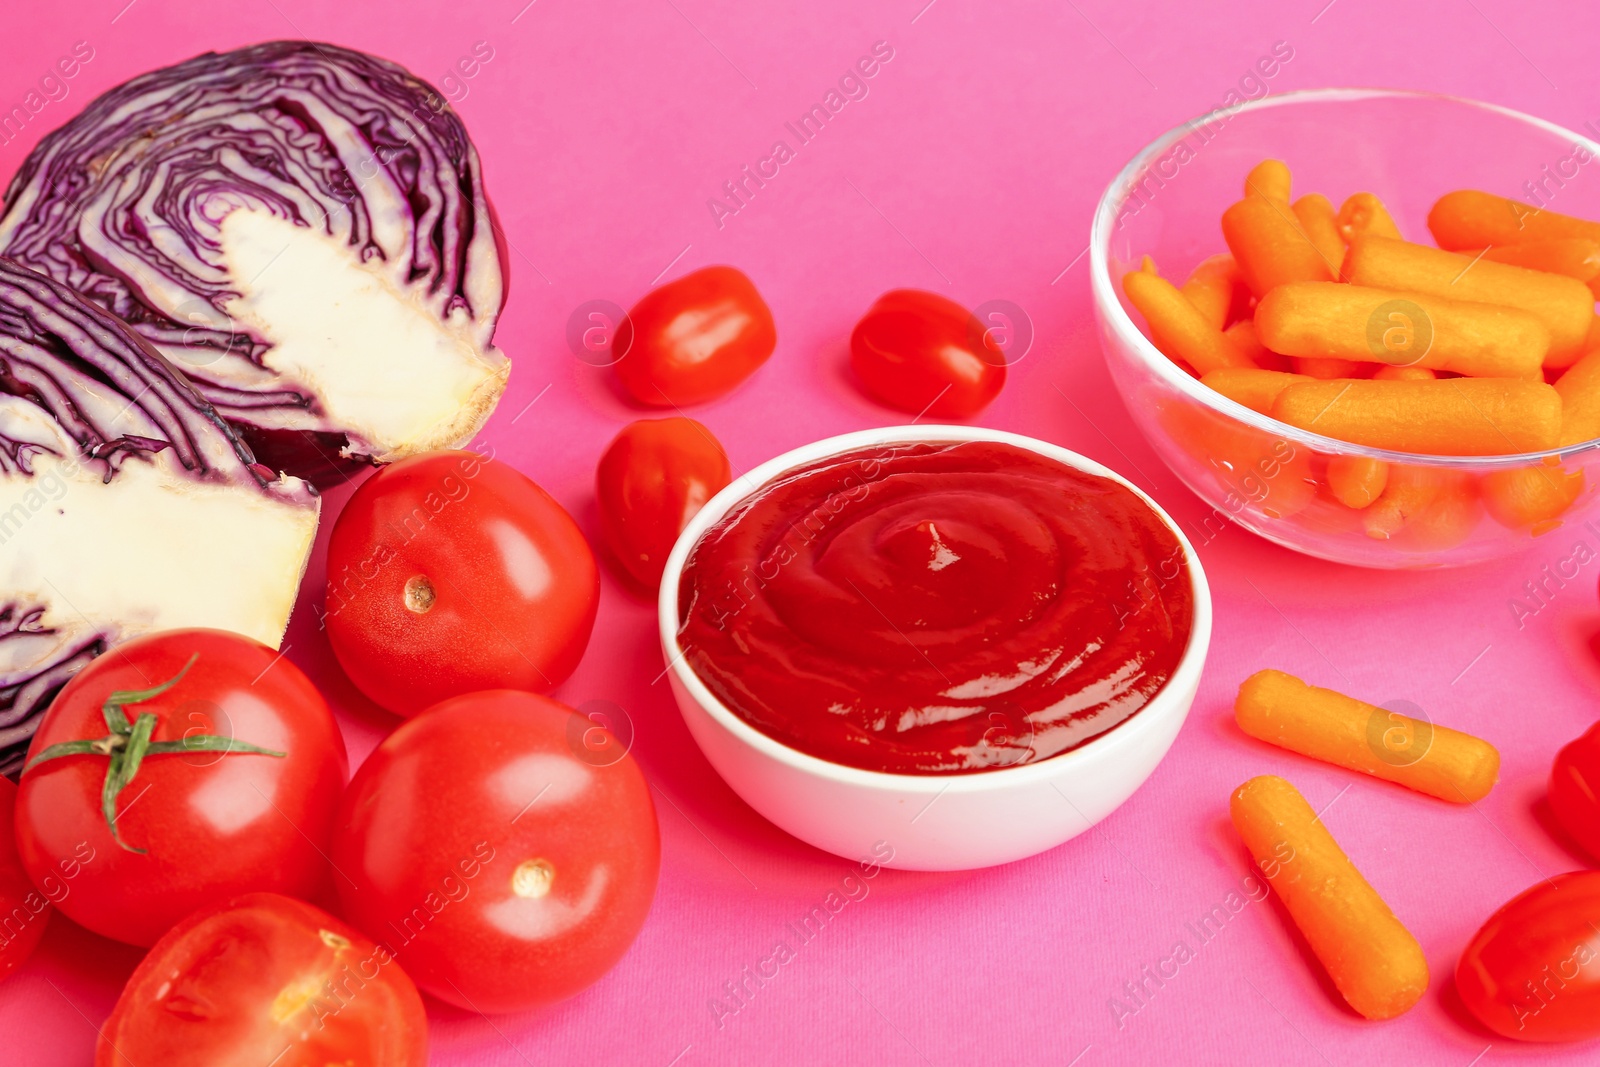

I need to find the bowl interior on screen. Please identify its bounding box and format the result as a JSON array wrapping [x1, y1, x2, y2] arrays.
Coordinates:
[[657, 424, 1213, 792], [1096, 88, 1600, 468]]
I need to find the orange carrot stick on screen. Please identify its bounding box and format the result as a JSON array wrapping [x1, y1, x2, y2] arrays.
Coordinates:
[[1292, 193, 1346, 277], [1158, 401, 1316, 520], [1235, 671, 1501, 802], [1342, 235, 1593, 368], [1222, 195, 1335, 297], [1293, 356, 1370, 380], [1480, 462, 1584, 533], [1337, 192, 1402, 243], [1478, 238, 1600, 296], [1429, 190, 1600, 251], [1364, 464, 1444, 539], [1556, 348, 1600, 445], [1200, 368, 1308, 414], [1245, 159, 1292, 202], [1181, 254, 1240, 329], [1406, 473, 1482, 550], [1270, 377, 1562, 456], [1372, 364, 1437, 381], [1257, 281, 1549, 378], [1223, 319, 1288, 370], [1230, 775, 1429, 1020], [1124, 264, 1254, 374], [1326, 455, 1389, 508]]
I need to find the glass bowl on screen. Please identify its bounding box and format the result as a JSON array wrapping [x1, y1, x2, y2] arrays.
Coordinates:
[[1090, 88, 1600, 568]]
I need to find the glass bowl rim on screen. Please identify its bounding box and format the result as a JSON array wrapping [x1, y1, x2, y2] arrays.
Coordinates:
[[1088, 85, 1600, 470]]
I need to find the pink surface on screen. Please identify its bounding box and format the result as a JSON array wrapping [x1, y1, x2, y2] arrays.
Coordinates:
[[3, 1, 1600, 1063]]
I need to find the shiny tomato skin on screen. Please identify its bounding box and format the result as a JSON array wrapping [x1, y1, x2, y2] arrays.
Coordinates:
[[97, 892, 428, 1067], [332, 691, 660, 1013], [597, 417, 731, 591], [1551, 723, 1600, 862], [1456, 871, 1600, 1042], [0, 778, 49, 981], [850, 289, 1006, 418], [14, 629, 347, 947], [614, 265, 776, 406], [325, 450, 599, 717]]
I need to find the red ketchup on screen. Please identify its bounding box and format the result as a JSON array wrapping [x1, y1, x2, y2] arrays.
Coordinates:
[[677, 440, 1194, 774]]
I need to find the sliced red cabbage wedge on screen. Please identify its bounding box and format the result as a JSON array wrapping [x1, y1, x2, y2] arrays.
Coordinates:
[[0, 259, 319, 773], [0, 41, 509, 485]]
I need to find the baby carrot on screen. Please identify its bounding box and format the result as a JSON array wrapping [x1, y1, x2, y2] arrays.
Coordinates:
[[1222, 195, 1335, 297], [1429, 189, 1600, 251], [1245, 159, 1292, 202], [1364, 465, 1443, 539], [1230, 775, 1429, 1020], [1235, 671, 1501, 802], [1342, 235, 1593, 368], [1372, 364, 1437, 381], [1293, 356, 1369, 380], [1406, 473, 1482, 550], [1556, 348, 1600, 445], [1337, 192, 1402, 243], [1481, 462, 1584, 533], [1270, 377, 1562, 456], [1479, 238, 1600, 296], [1201, 368, 1308, 414], [1124, 265, 1253, 374], [1181, 254, 1240, 329], [1223, 320, 1289, 370], [1326, 455, 1389, 508], [1257, 281, 1549, 379], [1292, 193, 1346, 276]]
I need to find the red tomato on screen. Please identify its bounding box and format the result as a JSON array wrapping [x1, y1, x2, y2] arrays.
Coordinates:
[[1456, 871, 1600, 1042], [333, 691, 660, 1013], [1551, 722, 1600, 862], [613, 265, 776, 406], [325, 450, 599, 717], [597, 417, 731, 591], [15, 629, 347, 947], [0, 777, 49, 981], [850, 289, 1007, 418], [97, 892, 427, 1067]]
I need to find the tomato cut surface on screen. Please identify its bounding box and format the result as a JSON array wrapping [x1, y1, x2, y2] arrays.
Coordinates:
[[97, 892, 427, 1067]]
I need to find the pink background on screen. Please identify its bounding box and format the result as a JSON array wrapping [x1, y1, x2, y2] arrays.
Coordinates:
[[5, 0, 1600, 1063]]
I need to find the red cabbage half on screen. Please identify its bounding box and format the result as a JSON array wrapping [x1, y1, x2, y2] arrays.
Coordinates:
[[0, 258, 319, 773], [0, 41, 509, 484]]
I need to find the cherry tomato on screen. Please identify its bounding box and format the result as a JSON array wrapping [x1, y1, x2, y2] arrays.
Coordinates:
[[333, 690, 660, 1013], [850, 289, 1007, 418], [1551, 722, 1600, 862], [613, 265, 776, 406], [1456, 871, 1600, 1042], [15, 629, 347, 947], [325, 450, 599, 717], [597, 417, 731, 591], [97, 892, 428, 1067], [0, 778, 49, 981]]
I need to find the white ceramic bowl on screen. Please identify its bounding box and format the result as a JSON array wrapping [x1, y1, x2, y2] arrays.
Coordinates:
[[658, 425, 1213, 871]]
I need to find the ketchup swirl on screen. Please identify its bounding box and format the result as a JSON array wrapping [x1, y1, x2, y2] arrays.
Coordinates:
[[677, 441, 1194, 774]]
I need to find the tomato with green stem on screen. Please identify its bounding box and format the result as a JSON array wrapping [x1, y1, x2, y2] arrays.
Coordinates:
[[325, 450, 599, 717], [14, 629, 347, 947], [97, 892, 427, 1067], [0, 778, 49, 981]]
